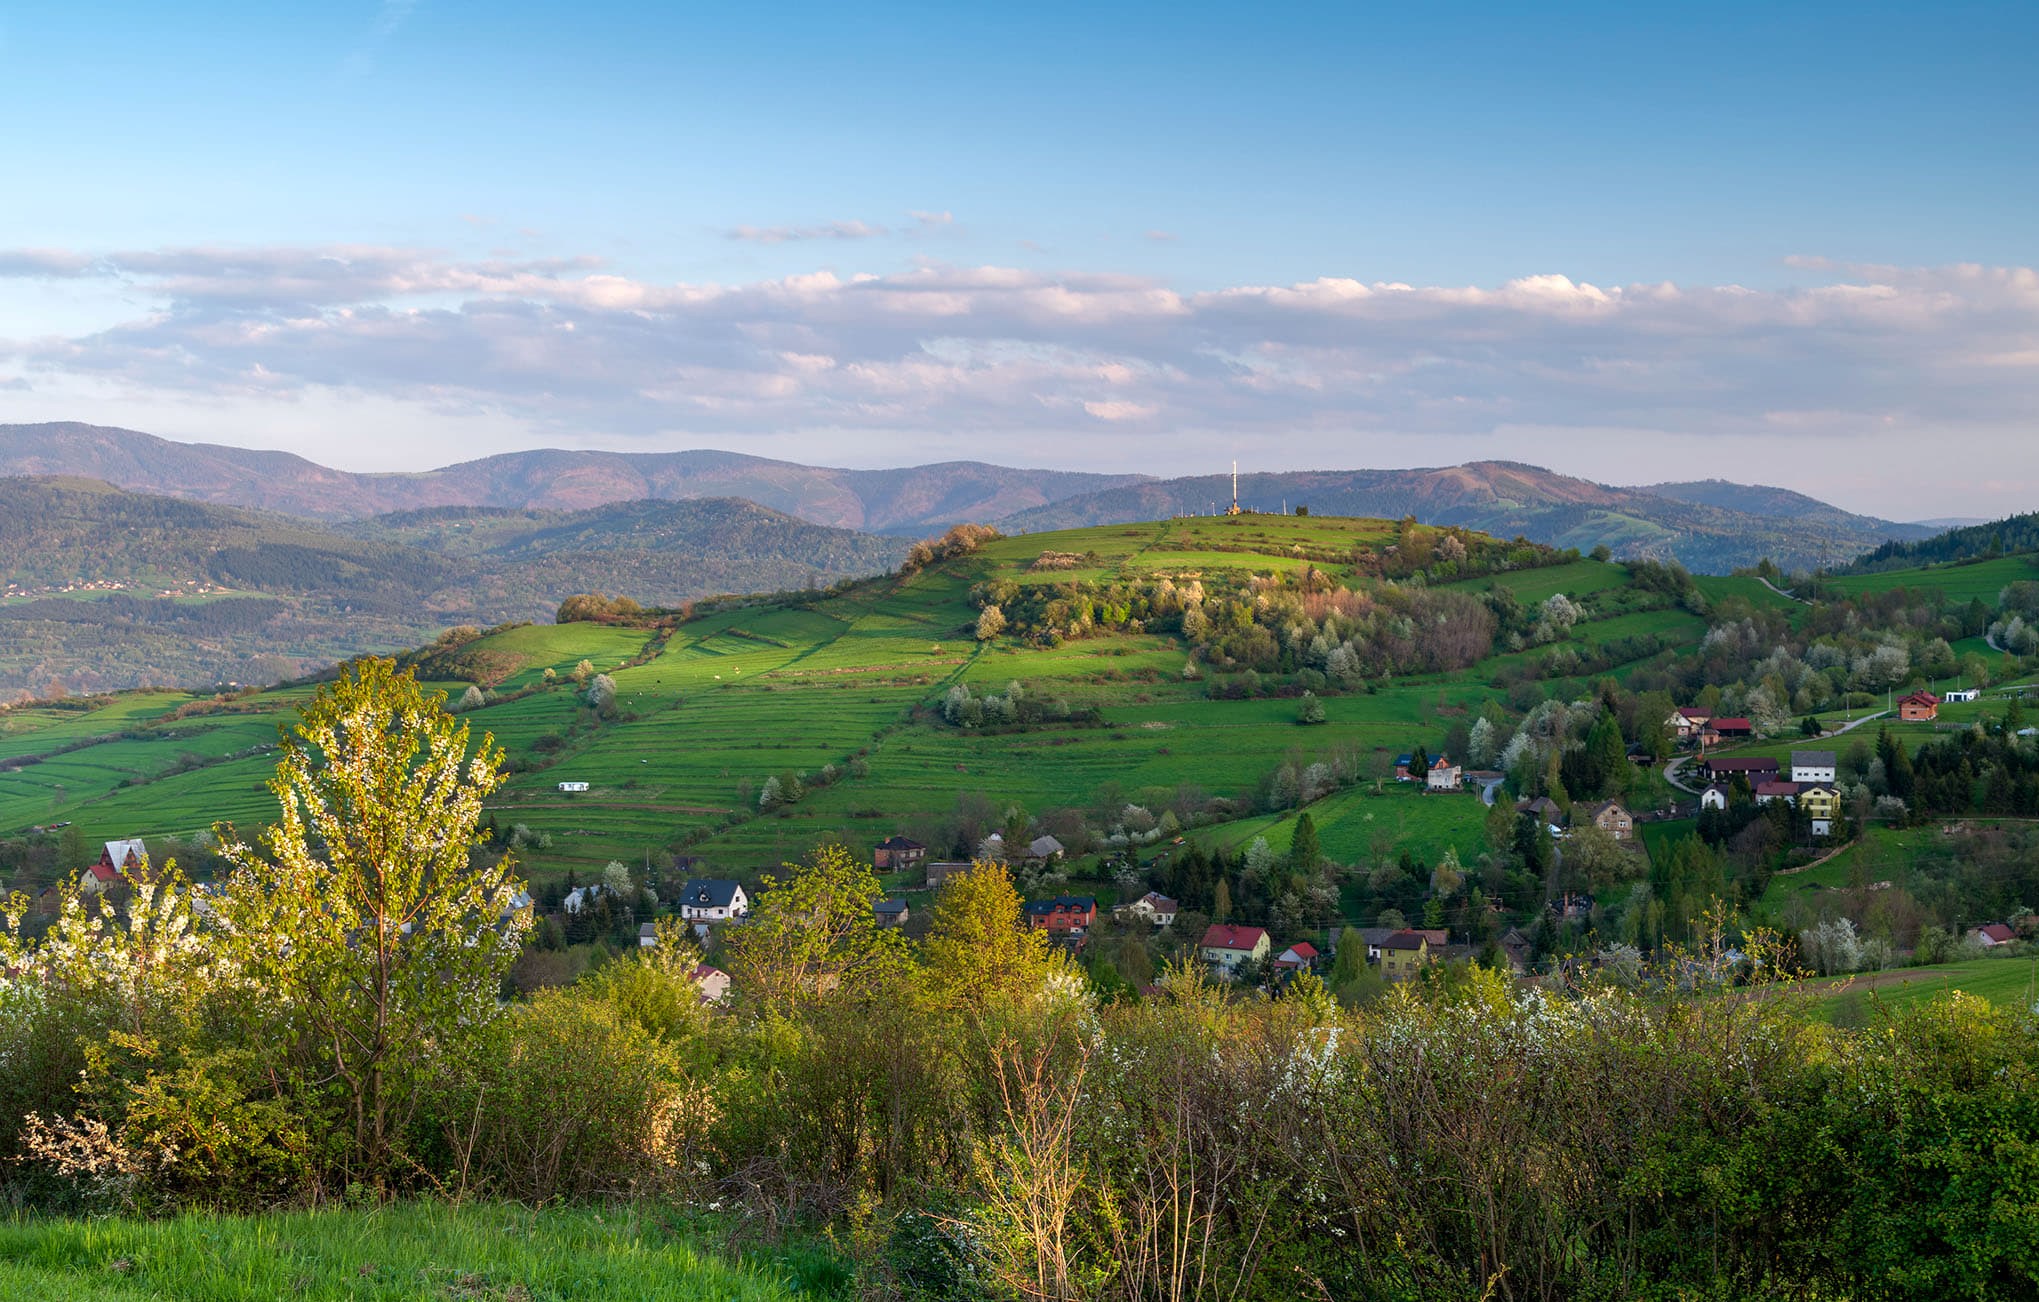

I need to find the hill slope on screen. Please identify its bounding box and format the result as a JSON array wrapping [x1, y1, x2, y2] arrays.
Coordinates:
[[0, 422, 1145, 531], [996, 462, 1935, 573], [0, 480, 903, 695], [1840, 510, 2039, 575]]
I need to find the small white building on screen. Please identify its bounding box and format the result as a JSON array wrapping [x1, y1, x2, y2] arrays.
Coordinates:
[[1942, 688, 1980, 704], [558, 781, 590, 793], [677, 879, 749, 923], [1700, 784, 1730, 811]]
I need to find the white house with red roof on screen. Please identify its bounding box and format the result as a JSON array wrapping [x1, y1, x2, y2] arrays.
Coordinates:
[[1271, 941, 1320, 973], [1199, 923, 1270, 975], [1970, 923, 2016, 948]]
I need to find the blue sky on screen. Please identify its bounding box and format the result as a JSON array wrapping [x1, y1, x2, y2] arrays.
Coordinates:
[[1, 1, 2036, 516]]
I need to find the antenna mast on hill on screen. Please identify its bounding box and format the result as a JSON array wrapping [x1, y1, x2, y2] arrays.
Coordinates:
[[1228, 461, 1241, 516]]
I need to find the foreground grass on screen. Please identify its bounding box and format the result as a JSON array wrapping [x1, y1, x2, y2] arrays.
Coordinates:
[[0, 1201, 824, 1301]]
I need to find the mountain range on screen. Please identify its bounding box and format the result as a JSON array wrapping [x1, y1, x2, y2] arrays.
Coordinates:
[[0, 424, 1940, 575]]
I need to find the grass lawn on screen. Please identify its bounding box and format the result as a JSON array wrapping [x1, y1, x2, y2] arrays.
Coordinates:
[[1823, 554, 2039, 603], [0, 1201, 828, 1301]]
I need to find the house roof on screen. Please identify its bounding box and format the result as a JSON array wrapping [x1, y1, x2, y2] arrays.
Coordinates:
[[1755, 780, 1801, 797], [1430, 755, 1456, 769], [1022, 894, 1095, 915], [1200, 923, 1268, 951], [1791, 750, 1837, 768], [1676, 707, 1711, 721], [1576, 800, 1628, 819], [1901, 690, 1941, 706], [1028, 834, 1066, 857], [1394, 753, 1413, 765], [678, 879, 744, 909], [1516, 796, 1562, 816], [876, 836, 924, 851], [86, 863, 120, 883], [1705, 757, 1779, 772], [1975, 923, 2015, 943], [1139, 891, 1178, 912], [1709, 717, 1753, 731], [1279, 941, 1320, 961], [102, 838, 146, 869], [873, 897, 909, 917], [1380, 929, 1431, 951], [639, 922, 657, 938]]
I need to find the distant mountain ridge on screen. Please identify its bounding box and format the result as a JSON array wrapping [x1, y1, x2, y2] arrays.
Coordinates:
[[0, 422, 1953, 574], [994, 462, 1939, 573], [0, 423, 1147, 534]]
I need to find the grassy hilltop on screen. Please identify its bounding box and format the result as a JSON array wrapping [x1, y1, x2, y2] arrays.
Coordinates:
[[0, 511, 1781, 896]]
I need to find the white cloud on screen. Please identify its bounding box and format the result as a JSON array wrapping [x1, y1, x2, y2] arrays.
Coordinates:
[[726, 220, 890, 244], [4, 242, 2039, 513]]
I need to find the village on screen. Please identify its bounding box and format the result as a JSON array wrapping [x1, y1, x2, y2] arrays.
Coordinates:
[[47, 681, 2034, 1009]]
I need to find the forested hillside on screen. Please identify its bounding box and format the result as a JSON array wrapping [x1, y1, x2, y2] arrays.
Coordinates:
[[1844, 510, 2039, 573], [0, 480, 903, 695]]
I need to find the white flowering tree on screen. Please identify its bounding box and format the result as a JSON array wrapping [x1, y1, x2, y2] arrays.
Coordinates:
[[215, 658, 528, 1176]]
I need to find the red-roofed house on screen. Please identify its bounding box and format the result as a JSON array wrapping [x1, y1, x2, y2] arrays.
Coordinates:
[[1271, 941, 1320, 973], [1200, 924, 1270, 975], [1023, 896, 1097, 936], [692, 964, 731, 1004], [1900, 690, 1940, 721], [873, 836, 926, 870], [1970, 923, 2016, 948], [1754, 779, 1802, 805], [1708, 717, 1754, 740]]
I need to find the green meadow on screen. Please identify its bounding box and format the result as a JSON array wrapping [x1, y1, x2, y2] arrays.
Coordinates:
[[0, 513, 2003, 893]]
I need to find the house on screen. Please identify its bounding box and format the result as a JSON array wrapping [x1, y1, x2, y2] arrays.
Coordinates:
[[1971, 923, 2015, 947], [1667, 707, 1711, 740], [1023, 895, 1096, 935], [562, 884, 607, 914], [692, 964, 732, 1004], [1574, 800, 1634, 841], [1426, 756, 1463, 791], [1698, 756, 1779, 784], [1754, 779, 1802, 805], [1516, 796, 1563, 822], [1899, 690, 1940, 721], [1799, 785, 1842, 836], [924, 860, 972, 891], [1700, 783, 1730, 811], [1498, 927, 1533, 975], [1271, 941, 1320, 973], [79, 862, 124, 896], [873, 897, 910, 928], [1626, 742, 1657, 766], [1942, 687, 1980, 704], [1358, 926, 1447, 961], [1393, 753, 1414, 781], [1378, 930, 1434, 980], [1200, 923, 1271, 974], [1116, 891, 1179, 927], [557, 780, 590, 793], [677, 879, 749, 923], [1709, 717, 1754, 740], [1027, 834, 1067, 863], [873, 836, 926, 870], [100, 838, 147, 871], [638, 922, 658, 948], [1790, 750, 1838, 784]]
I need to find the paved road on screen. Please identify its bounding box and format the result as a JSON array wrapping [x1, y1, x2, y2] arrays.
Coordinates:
[[1757, 575, 1808, 604]]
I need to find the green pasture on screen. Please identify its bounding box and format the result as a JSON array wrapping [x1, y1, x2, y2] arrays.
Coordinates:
[[1804, 956, 2039, 1021], [1824, 554, 2039, 602]]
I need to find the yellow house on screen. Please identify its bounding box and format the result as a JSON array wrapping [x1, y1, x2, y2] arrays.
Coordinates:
[[1378, 930, 1432, 980], [1799, 785, 1841, 835]]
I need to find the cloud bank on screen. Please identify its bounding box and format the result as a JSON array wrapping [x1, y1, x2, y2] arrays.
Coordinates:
[[2, 245, 2036, 499]]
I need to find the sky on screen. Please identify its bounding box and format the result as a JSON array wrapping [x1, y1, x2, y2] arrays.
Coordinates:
[[1, 1, 2035, 519]]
